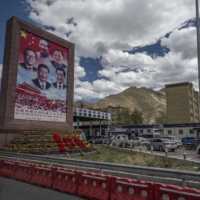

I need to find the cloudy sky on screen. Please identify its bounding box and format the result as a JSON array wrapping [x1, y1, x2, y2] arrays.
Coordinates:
[[0, 0, 199, 102]]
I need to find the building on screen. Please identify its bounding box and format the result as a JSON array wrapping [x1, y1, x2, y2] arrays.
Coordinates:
[[165, 82, 200, 124], [81, 106, 126, 126], [164, 123, 200, 138], [75, 125, 160, 137]]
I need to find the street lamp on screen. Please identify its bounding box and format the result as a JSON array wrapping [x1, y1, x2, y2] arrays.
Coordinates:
[[196, 0, 200, 117]]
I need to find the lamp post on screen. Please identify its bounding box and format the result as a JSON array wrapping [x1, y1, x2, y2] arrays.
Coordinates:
[[196, 0, 200, 115]]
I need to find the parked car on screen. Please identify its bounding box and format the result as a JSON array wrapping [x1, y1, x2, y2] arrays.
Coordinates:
[[139, 133, 161, 142], [197, 144, 200, 155], [146, 139, 177, 152], [194, 139, 200, 148], [162, 136, 182, 148], [111, 134, 134, 147], [130, 137, 140, 145], [87, 136, 109, 144], [181, 137, 197, 145], [131, 137, 150, 146]]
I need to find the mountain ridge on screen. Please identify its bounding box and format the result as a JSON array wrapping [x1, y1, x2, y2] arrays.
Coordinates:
[[74, 86, 167, 125]]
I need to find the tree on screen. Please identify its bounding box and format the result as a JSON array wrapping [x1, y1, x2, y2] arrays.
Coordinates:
[[116, 108, 143, 126]]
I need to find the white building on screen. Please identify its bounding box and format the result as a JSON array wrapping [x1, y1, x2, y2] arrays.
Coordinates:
[[163, 123, 200, 138], [74, 125, 160, 137]]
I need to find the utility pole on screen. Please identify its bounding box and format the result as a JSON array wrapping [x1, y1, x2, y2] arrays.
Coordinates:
[[196, 0, 200, 120]]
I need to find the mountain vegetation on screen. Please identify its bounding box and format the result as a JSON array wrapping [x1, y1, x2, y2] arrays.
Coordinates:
[[117, 108, 143, 125]]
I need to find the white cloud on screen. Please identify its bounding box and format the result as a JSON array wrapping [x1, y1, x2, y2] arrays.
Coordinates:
[[97, 47, 198, 91], [26, 0, 195, 58], [24, 0, 199, 101], [161, 27, 197, 59], [101, 50, 156, 70], [74, 56, 86, 83]]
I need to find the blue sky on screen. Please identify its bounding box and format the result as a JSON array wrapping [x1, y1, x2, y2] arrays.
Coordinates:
[[0, 0, 198, 102]]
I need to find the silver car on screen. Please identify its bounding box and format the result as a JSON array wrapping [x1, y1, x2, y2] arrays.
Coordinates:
[[131, 137, 150, 146], [197, 144, 200, 155], [162, 136, 182, 148], [146, 139, 177, 152], [87, 136, 108, 144]]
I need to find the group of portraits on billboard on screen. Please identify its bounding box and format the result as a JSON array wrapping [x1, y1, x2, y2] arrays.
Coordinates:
[[14, 30, 68, 122]]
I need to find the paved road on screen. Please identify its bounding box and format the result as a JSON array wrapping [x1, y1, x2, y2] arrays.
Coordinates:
[[0, 176, 86, 200]]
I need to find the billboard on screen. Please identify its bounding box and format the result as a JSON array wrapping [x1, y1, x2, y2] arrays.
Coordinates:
[[14, 30, 68, 122]]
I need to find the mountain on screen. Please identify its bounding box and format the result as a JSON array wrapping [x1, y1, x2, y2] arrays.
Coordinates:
[[74, 86, 167, 125]]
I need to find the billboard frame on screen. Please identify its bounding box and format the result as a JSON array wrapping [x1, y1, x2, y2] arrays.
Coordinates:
[[0, 16, 75, 130]]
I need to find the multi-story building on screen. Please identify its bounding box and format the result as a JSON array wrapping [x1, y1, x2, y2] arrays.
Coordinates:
[[165, 82, 200, 124], [81, 106, 126, 126]]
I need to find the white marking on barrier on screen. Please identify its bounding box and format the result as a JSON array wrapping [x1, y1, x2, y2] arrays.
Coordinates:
[[19, 164, 30, 167], [160, 187, 200, 197], [82, 174, 106, 180], [35, 167, 50, 171], [57, 170, 75, 175], [116, 180, 148, 188], [4, 162, 15, 165]]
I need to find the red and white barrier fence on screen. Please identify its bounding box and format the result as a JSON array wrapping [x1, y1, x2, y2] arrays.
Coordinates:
[[154, 183, 200, 200], [77, 171, 111, 200], [14, 162, 33, 183], [0, 159, 5, 176], [110, 176, 154, 200], [0, 159, 17, 179], [31, 165, 54, 188], [0, 158, 200, 200], [52, 167, 79, 195]]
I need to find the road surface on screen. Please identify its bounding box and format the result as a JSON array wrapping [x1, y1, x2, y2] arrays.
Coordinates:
[[0, 176, 86, 200]]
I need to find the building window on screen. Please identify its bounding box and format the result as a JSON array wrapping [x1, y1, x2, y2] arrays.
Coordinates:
[[95, 130, 100, 135], [85, 130, 89, 136], [101, 130, 105, 136], [140, 130, 143, 133], [147, 129, 151, 133], [168, 130, 172, 134], [179, 130, 183, 134], [189, 129, 194, 134]]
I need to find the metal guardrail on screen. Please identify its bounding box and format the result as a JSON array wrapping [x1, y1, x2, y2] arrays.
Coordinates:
[[0, 151, 200, 188]]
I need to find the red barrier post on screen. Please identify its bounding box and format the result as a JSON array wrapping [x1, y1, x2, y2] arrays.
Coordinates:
[[154, 183, 200, 200], [31, 165, 54, 189], [77, 171, 111, 200], [52, 167, 79, 195], [0, 160, 17, 179], [0, 159, 5, 176], [14, 162, 33, 183], [110, 176, 154, 200]]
